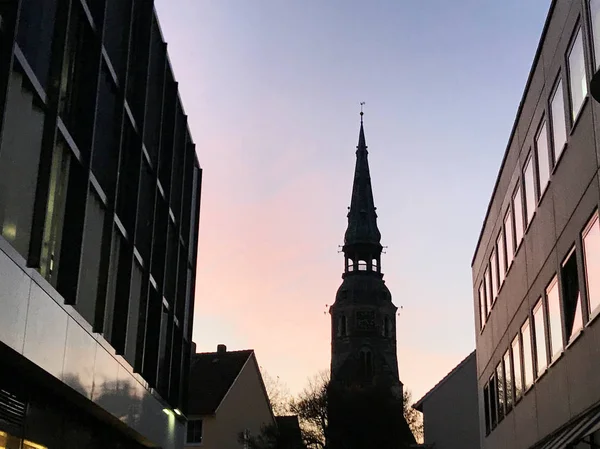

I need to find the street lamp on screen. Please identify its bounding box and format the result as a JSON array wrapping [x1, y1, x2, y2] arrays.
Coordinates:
[[590, 69, 600, 102]]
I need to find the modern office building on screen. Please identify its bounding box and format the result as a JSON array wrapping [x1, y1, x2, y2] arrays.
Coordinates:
[[0, 1, 201, 449], [472, 1, 600, 448]]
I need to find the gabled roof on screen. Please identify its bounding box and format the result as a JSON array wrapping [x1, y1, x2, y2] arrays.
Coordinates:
[[188, 349, 254, 415], [413, 350, 476, 412]]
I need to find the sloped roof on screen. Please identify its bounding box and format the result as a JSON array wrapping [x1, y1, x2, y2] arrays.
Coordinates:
[[188, 349, 254, 415], [413, 350, 476, 412]]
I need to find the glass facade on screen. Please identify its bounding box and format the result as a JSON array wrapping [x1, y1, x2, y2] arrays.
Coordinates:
[[0, 0, 201, 418], [536, 122, 550, 196], [568, 28, 588, 120], [550, 80, 567, 161]]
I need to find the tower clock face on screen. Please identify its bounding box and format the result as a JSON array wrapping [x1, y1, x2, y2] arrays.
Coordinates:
[[356, 310, 376, 330]]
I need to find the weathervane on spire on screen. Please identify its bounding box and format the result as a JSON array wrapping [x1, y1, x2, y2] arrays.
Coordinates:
[[360, 101, 365, 122]]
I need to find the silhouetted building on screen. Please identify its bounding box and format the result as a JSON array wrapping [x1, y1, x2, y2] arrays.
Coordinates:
[[472, 1, 600, 448], [0, 1, 201, 449], [413, 351, 480, 449], [186, 345, 275, 449], [327, 113, 414, 448]]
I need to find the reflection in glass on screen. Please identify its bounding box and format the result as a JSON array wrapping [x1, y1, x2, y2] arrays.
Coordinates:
[[522, 320, 534, 389], [496, 362, 504, 421], [524, 156, 536, 226], [536, 122, 550, 195], [512, 335, 523, 400], [490, 250, 498, 301], [485, 266, 492, 314], [40, 142, 71, 286], [505, 209, 514, 268], [583, 213, 600, 316], [568, 29, 588, 120], [551, 80, 567, 161], [497, 231, 506, 286], [514, 185, 524, 247], [533, 299, 547, 376], [479, 282, 486, 328], [547, 277, 563, 361], [503, 350, 513, 412]]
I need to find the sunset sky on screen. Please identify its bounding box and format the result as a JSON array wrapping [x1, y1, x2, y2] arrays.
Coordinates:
[[153, 0, 550, 402]]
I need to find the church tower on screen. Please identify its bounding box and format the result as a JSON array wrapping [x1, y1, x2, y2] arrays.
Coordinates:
[[329, 110, 403, 398]]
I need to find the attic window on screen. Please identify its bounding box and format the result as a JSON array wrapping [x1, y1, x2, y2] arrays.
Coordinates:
[[187, 419, 203, 444], [358, 260, 367, 271], [372, 259, 378, 270]]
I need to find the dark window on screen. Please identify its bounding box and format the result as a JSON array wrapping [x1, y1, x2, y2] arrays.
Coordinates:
[[16, 0, 58, 88], [151, 197, 168, 289], [92, 66, 120, 199], [158, 75, 176, 194], [164, 223, 178, 304], [142, 286, 162, 387], [0, 71, 45, 259], [175, 245, 188, 324], [135, 160, 155, 263], [157, 305, 173, 396], [170, 108, 186, 222], [180, 145, 194, 246], [59, 2, 98, 157], [187, 419, 203, 444], [124, 262, 143, 366], [144, 17, 166, 164], [103, 0, 132, 80], [383, 316, 391, 337], [489, 374, 497, 429], [126, 0, 152, 124], [169, 324, 183, 405], [338, 316, 347, 337], [76, 190, 105, 327], [188, 166, 201, 262], [103, 229, 122, 342], [483, 384, 490, 435], [562, 248, 583, 343], [116, 120, 141, 236]]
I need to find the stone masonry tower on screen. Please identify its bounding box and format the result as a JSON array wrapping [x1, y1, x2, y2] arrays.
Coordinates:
[[329, 111, 403, 398]]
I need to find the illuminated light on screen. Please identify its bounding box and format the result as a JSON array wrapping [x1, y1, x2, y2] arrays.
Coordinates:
[[163, 408, 174, 417], [2, 223, 16, 240], [174, 408, 182, 416], [23, 440, 47, 449]]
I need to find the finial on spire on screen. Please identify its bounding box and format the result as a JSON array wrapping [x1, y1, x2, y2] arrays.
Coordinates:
[[360, 102, 365, 123]]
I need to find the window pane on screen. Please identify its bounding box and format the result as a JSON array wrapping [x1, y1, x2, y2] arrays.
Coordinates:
[[77, 191, 105, 327], [483, 385, 491, 435], [592, 0, 600, 69], [547, 277, 563, 361], [551, 80, 567, 161], [496, 363, 505, 421], [489, 375, 497, 428], [562, 250, 583, 342], [498, 231, 506, 286], [479, 282, 486, 329], [522, 320, 534, 389], [0, 71, 45, 259], [125, 262, 143, 367], [583, 213, 600, 316], [505, 209, 514, 268], [40, 142, 71, 286], [512, 335, 523, 400], [533, 299, 548, 376], [514, 185, 524, 246], [568, 29, 588, 120], [503, 350, 513, 412], [524, 157, 536, 226], [536, 122, 551, 195], [485, 266, 492, 314], [491, 250, 498, 301]]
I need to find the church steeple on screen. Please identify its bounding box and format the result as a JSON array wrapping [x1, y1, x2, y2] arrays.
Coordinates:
[[343, 110, 383, 277]]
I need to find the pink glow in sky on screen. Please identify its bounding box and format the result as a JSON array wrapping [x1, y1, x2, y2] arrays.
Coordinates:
[[153, 0, 550, 401]]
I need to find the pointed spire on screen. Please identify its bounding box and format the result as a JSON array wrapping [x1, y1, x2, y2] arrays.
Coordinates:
[[343, 107, 382, 248]]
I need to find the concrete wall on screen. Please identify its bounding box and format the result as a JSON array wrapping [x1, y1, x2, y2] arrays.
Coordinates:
[[421, 353, 480, 449], [187, 354, 275, 449], [0, 237, 184, 449], [473, 1, 600, 448]]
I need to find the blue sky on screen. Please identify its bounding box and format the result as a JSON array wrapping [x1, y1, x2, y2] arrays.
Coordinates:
[[154, 0, 551, 400]]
